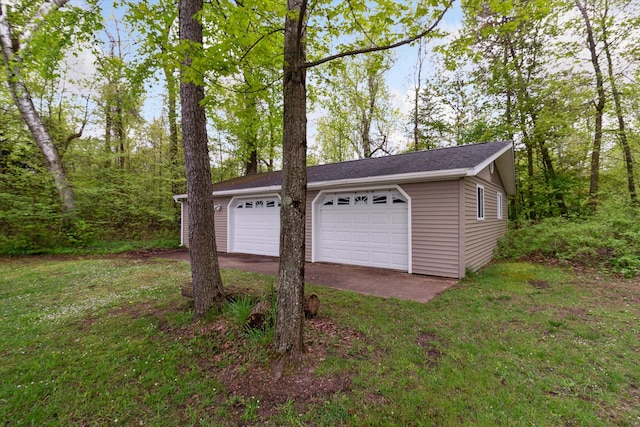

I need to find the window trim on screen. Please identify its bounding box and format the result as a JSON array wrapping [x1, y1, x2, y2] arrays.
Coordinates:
[[476, 184, 485, 221], [497, 192, 503, 220]]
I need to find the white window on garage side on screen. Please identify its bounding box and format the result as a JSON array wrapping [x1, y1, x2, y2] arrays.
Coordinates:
[[477, 185, 485, 220], [497, 192, 503, 220]]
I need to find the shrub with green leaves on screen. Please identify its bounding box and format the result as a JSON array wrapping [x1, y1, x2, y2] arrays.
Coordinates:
[[497, 203, 640, 276]]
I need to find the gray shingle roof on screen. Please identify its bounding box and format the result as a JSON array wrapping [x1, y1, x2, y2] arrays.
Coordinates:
[[212, 141, 513, 193]]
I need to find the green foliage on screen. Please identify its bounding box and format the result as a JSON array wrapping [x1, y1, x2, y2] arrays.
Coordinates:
[[496, 201, 640, 276], [0, 113, 183, 253], [315, 52, 400, 161], [223, 295, 257, 328]]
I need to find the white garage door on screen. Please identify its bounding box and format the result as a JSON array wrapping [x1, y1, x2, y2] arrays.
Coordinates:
[[231, 196, 280, 256], [317, 190, 409, 271]]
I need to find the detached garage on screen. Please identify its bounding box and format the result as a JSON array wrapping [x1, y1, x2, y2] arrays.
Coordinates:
[[174, 140, 516, 278]]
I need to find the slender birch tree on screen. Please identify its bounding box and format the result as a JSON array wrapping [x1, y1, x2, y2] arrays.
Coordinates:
[[0, 0, 83, 213]]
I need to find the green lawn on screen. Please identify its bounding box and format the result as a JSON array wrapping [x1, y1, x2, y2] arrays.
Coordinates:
[[1, 256, 638, 426]]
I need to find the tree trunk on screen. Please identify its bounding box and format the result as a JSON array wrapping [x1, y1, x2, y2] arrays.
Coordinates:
[[601, 17, 636, 206], [413, 40, 425, 152], [272, 0, 451, 375], [165, 62, 182, 196], [303, 293, 319, 318], [274, 0, 308, 368], [246, 300, 272, 330], [576, 0, 605, 211], [361, 72, 379, 158], [0, 5, 76, 213], [242, 81, 259, 175], [115, 102, 126, 169], [506, 36, 567, 218], [104, 96, 113, 167], [179, 0, 225, 319]]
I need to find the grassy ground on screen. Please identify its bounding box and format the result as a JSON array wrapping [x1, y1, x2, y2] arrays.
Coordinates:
[[1, 256, 638, 426]]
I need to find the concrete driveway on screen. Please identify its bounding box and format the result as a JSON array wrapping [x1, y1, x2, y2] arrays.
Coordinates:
[[158, 250, 455, 303]]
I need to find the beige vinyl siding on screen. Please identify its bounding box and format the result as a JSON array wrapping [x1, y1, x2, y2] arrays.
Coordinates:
[[181, 196, 231, 253], [305, 190, 319, 262], [402, 180, 461, 278], [181, 202, 189, 247], [213, 196, 231, 253], [464, 174, 508, 272]]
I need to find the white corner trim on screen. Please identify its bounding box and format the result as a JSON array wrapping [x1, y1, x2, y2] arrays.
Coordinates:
[[396, 185, 413, 274], [310, 191, 323, 264], [180, 201, 185, 246]]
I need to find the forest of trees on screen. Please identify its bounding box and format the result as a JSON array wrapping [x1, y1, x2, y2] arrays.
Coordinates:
[[1, 0, 638, 249]]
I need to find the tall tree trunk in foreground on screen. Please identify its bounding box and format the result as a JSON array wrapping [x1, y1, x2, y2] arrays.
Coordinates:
[[274, 0, 308, 369], [179, 0, 225, 319], [0, 1, 76, 213], [275, 0, 451, 369], [576, 0, 605, 211]]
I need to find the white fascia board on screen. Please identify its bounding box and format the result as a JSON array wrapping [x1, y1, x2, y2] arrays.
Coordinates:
[[173, 194, 187, 202], [212, 185, 282, 197], [466, 142, 517, 195], [308, 169, 468, 190], [466, 143, 513, 177]]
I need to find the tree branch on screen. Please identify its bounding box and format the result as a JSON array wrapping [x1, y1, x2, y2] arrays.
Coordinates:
[[347, 0, 375, 47], [239, 27, 285, 63], [63, 92, 91, 155], [301, 0, 452, 70], [20, 0, 71, 49], [295, 0, 308, 65]]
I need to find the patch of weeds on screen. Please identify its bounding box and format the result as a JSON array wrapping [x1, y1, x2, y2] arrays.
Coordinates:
[[311, 395, 351, 426], [529, 279, 551, 289], [547, 320, 565, 334], [548, 320, 564, 328], [223, 295, 256, 328], [245, 324, 274, 347], [274, 398, 305, 426], [240, 396, 261, 423], [573, 325, 601, 341]]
